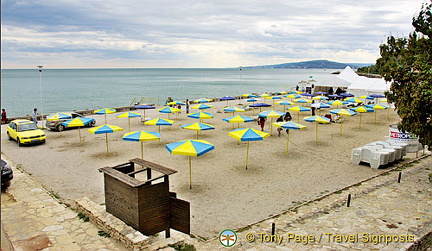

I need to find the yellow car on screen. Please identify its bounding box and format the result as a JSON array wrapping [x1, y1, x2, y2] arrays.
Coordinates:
[[6, 119, 46, 146]]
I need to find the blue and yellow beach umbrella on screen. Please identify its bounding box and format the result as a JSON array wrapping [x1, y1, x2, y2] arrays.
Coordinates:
[[222, 115, 254, 129], [116, 111, 141, 131], [167, 101, 186, 106], [344, 97, 363, 103], [330, 109, 356, 135], [187, 111, 213, 122], [193, 98, 212, 103], [304, 116, 330, 144], [191, 104, 213, 110], [223, 106, 245, 114], [228, 128, 270, 169], [88, 124, 124, 155], [276, 100, 294, 111], [365, 104, 388, 123], [272, 121, 307, 154], [158, 107, 181, 119], [181, 122, 215, 139], [46, 112, 72, 121], [287, 106, 311, 122], [62, 117, 95, 144], [94, 108, 116, 123], [258, 110, 285, 134], [122, 130, 160, 159], [166, 139, 215, 189], [350, 106, 373, 128], [144, 118, 174, 132]]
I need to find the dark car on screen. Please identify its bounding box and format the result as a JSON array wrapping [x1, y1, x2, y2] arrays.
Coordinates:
[[1, 159, 13, 190], [45, 112, 96, 131]]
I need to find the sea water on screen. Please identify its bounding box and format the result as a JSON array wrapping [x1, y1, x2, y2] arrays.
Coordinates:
[[1, 68, 339, 117]]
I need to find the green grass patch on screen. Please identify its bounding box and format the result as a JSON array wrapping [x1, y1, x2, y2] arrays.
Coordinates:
[[98, 230, 110, 238], [77, 212, 89, 222], [168, 241, 196, 251]]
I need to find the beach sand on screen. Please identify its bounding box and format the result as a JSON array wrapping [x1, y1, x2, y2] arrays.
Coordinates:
[[0, 99, 407, 238]]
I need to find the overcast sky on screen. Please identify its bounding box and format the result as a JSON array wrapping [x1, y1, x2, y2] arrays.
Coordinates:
[[1, 0, 425, 69]]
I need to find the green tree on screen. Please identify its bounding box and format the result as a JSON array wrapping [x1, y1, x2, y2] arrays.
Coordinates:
[[376, 2, 432, 148]]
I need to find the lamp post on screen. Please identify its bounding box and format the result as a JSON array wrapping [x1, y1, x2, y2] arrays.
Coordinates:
[[37, 65, 44, 128]]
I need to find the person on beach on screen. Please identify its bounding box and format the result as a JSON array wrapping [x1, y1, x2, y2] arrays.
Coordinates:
[[311, 100, 316, 116], [276, 115, 284, 137], [177, 104, 181, 114], [1, 109, 7, 124], [284, 112, 292, 134], [32, 108, 38, 125], [185, 99, 190, 114], [166, 97, 173, 107], [258, 115, 266, 131]]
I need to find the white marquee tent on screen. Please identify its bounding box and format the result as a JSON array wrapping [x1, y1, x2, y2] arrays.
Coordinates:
[[314, 66, 391, 96]]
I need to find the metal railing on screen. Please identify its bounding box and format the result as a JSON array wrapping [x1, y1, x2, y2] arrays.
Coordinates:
[[130, 97, 161, 106]]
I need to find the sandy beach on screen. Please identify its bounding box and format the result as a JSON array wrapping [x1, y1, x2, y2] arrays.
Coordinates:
[[1, 98, 408, 238]]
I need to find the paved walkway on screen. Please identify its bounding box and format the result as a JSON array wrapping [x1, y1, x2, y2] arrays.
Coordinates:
[[0, 155, 128, 251], [2, 153, 431, 250]]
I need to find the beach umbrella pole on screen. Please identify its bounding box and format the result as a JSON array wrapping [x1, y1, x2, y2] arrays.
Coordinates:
[[286, 130, 290, 155], [78, 127, 82, 144], [141, 142, 144, 159], [189, 156, 192, 189], [104, 114, 107, 124], [340, 122, 343, 135], [105, 134, 109, 155], [359, 113, 362, 128], [128, 117, 131, 132], [196, 131, 199, 140], [246, 141, 250, 169]]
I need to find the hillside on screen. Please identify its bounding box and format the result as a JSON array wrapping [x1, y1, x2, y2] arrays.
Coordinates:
[[247, 60, 371, 69]]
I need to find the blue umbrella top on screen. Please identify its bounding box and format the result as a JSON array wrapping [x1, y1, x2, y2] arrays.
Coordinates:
[[247, 98, 259, 102], [134, 105, 156, 109], [249, 103, 271, 107], [314, 91, 327, 95], [300, 93, 315, 97], [369, 94, 385, 98], [220, 96, 236, 101], [340, 93, 354, 97]]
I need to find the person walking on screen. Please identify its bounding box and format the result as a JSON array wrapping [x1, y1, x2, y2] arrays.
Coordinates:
[[276, 115, 284, 137], [185, 99, 190, 114], [258, 115, 266, 131], [32, 108, 38, 125], [1, 109, 7, 124]]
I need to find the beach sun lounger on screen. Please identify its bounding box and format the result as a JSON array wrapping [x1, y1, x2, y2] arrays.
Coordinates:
[[365, 144, 396, 163], [370, 141, 403, 160], [385, 140, 408, 156], [351, 146, 390, 169]]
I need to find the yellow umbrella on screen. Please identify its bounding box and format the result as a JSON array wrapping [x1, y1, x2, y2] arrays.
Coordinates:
[[272, 121, 307, 154], [122, 131, 160, 159], [228, 128, 270, 169], [94, 108, 116, 123], [329, 109, 356, 135], [304, 116, 330, 143], [88, 124, 124, 155], [287, 106, 311, 122], [166, 139, 215, 189], [116, 111, 141, 131]]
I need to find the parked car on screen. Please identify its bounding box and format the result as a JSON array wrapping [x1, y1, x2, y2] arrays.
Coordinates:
[[6, 119, 46, 146], [45, 112, 96, 131], [1, 159, 13, 190]]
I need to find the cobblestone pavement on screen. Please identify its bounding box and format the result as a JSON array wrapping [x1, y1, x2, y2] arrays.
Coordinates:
[[1, 154, 431, 251], [1, 155, 128, 251]]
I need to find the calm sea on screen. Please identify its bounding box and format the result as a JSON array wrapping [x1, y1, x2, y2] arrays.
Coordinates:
[[1, 68, 339, 117]]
